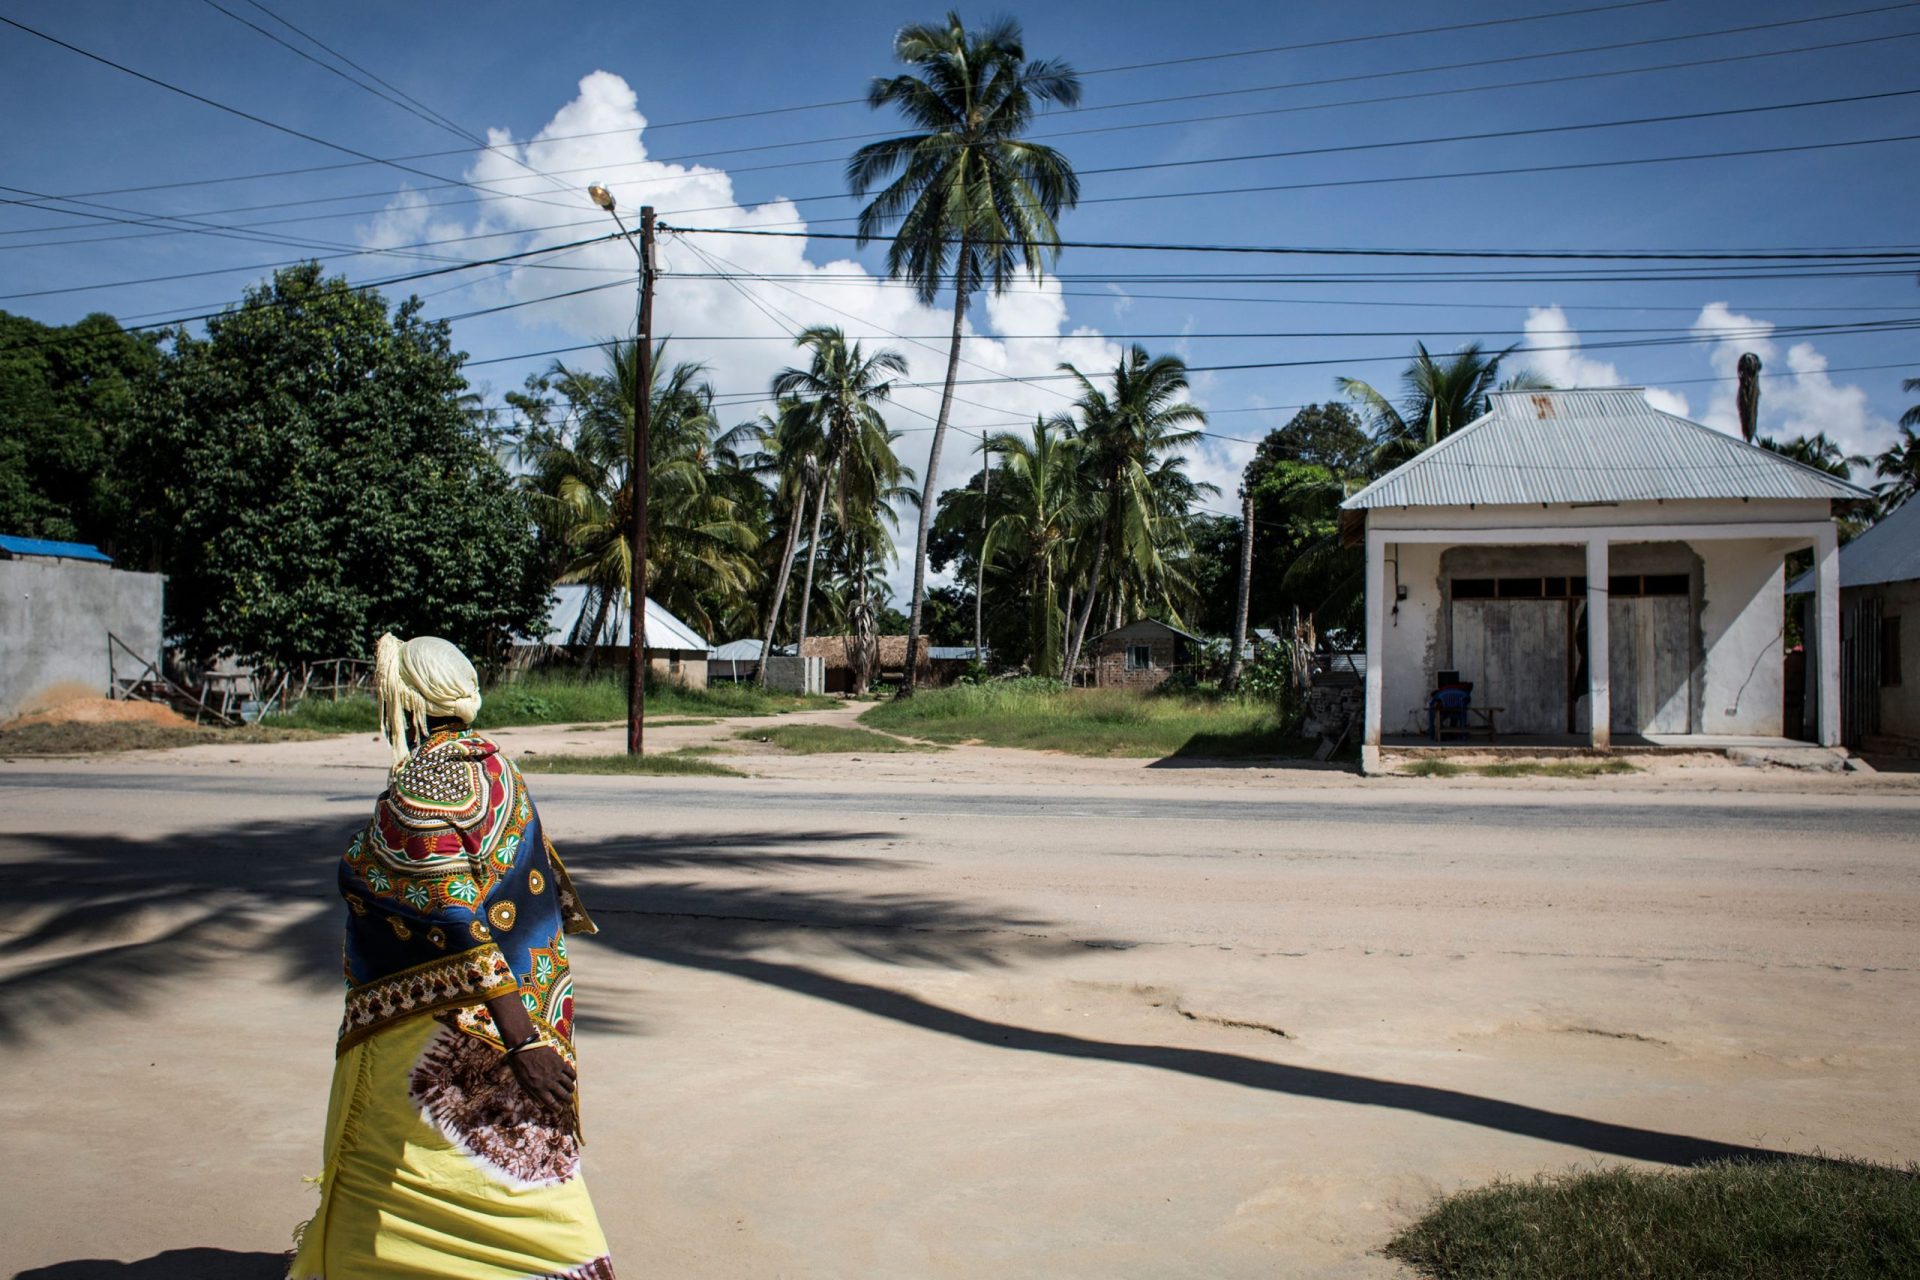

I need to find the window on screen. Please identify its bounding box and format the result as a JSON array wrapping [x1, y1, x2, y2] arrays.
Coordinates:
[[1451, 578, 1496, 599], [1884, 616, 1903, 687], [1607, 573, 1690, 597], [1126, 644, 1153, 671]]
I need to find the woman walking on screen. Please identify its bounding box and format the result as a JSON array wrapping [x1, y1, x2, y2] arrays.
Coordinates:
[[289, 634, 614, 1279]]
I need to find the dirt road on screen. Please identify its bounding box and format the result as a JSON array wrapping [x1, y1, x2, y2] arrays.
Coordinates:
[[4, 733, 1917, 1278]]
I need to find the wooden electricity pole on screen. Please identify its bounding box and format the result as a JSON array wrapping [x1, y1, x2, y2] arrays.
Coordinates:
[[627, 206, 656, 755], [1225, 487, 1254, 692]]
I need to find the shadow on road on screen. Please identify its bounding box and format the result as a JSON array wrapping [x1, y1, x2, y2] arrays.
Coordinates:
[[13, 1250, 285, 1279], [2, 800, 1810, 1169]]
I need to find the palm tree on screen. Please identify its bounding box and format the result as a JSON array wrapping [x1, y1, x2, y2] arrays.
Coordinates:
[[1058, 346, 1215, 678], [848, 12, 1081, 696], [1876, 377, 1920, 510], [748, 399, 822, 687], [1338, 342, 1547, 473], [945, 418, 1092, 678], [771, 328, 913, 669], [524, 341, 762, 646], [1760, 432, 1869, 481]]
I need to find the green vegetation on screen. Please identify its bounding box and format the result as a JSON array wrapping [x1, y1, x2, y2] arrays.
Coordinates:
[[733, 724, 938, 754], [1386, 1158, 1920, 1280], [0, 722, 320, 756], [515, 752, 745, 778], [261, 675, 835, 733], [860, 681, 1309, 759], [1403, 758, 1638, 779]]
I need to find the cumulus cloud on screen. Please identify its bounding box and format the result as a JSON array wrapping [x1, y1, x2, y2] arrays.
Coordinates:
[[1518, 305, 1689, 417], [1689, 302, 1893, 456], [371, 72, 1147, 599]]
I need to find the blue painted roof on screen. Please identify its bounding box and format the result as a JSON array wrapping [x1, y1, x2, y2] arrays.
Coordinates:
[[0, 534, 112, 564]]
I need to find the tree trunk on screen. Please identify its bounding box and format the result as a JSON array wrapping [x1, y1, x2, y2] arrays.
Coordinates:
[[754, 483, 808, 689], [1031, 557, 1062, 679], [1225, 488, 1255, 692], [1063, 540, 1106, 684], [900, 246, 971, 699], [973, 454, 989, 665], [795, 474, 830, 663]]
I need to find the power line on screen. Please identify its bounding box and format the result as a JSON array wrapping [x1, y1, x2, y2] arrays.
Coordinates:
[[18, 0, 1893, 218]]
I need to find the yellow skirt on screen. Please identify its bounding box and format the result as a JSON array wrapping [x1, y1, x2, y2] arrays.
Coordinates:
[[289, 1014, 613, 1280]]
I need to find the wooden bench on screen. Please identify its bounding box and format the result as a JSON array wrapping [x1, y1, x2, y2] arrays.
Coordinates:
[[1411, 704, 1505, 742]]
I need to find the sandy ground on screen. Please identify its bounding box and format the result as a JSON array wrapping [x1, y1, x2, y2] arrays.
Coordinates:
[[3, 714, 1918, 1278]]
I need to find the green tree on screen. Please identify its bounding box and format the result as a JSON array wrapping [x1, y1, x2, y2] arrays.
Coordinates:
[[848, 11, 1081, 694], [517, 341, 764, 644], [1877, 378, 1920, 508], [124, 263, 548, 665], [1060, 346, 1214, 675], [0, 310, 159, 548], [771, 327, 915, 687], [1338, 342, 1547, 473], [945, 418, 1092, 678], [1760, 432, 1869, 481]]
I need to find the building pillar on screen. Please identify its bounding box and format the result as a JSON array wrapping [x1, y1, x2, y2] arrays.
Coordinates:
[[1362, 524, 1386, 773], [1815, 522, 1842, 747], [1586, 537, 1611, 749]]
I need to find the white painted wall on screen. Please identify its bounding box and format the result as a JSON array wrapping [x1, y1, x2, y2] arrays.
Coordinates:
[[1379, 542, 1443, 737], [1366, 498, 1829, 534], [1696, 540, 1792, 735]]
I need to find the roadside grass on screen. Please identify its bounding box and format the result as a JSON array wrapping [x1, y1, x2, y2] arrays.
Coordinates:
[[860, 681, 1310, 759], [515, 751, 745, 778], [0, 721, 322, 756], [262, 675, 834, 734], [1403, 758, 1638, 779], [1386, 1157, 1920, 1280], [733, 724, 939, 754]]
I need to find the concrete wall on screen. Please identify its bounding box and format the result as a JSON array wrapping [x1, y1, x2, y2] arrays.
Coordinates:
[[0, 559, 165, 719], [761, 655, 824, 695], [1857, 579, 1920, 753], [1696, 540, 1792, 736]]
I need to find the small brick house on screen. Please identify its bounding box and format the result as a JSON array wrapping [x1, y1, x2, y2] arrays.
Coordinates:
[[1088, 619, 1202, 689]]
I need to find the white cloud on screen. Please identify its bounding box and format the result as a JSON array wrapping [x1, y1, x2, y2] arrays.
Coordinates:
[[373, 72, 1136, 604], [1519, 305, 1689, 418], [1689, 302, 1894, 457]]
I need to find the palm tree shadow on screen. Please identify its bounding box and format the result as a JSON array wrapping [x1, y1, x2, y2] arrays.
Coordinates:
[[3, 812, 1817, 1170], [12, 1250, 285, 1279]]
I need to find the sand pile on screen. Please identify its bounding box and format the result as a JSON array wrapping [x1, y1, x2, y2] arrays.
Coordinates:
[[3, 685, 193, 731]]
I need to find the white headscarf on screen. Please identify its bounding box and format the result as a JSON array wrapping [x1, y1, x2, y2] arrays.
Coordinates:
[[375, 633, 483, 770]]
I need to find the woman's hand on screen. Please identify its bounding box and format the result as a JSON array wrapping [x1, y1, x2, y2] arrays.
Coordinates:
[[507, 1044, 577, 1118]]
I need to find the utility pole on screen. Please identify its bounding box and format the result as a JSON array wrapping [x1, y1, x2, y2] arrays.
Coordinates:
[[628, 206, 656, 755], [1226, 486, 1254, 693], [973, 443, 989, 665], [589, 184, 654, 755]]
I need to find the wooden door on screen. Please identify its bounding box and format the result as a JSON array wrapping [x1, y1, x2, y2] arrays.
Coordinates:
[[1451, 600, 1569, 734], [1608, 596, 1691, 734]]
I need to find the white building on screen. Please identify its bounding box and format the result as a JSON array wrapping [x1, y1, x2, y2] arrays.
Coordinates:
[[1340, 388, 1868, 771]]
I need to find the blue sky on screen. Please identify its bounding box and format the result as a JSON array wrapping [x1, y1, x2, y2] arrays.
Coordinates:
[[4, 0, 1916, 593]]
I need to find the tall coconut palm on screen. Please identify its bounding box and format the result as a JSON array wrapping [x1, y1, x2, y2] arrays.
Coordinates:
[[1338, 342, 1548, 473], [1760, 432, 1869, 481], [945, 418, 1093, 678], [1876, 419, 1920, 510], [848, 12, 1081, 696], [1058, 346, 1214, 677], [748, 398, 822, 686], [771, 327, 913, 666]]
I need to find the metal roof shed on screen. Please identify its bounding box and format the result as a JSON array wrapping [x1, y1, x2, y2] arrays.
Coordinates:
[[1340, 388, 1866, 769]]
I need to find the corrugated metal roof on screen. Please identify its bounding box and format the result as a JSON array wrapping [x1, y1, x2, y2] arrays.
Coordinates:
[[709, 638, 764, 661], [928, 645, 985, 661], [1787, 496, 1920, 593], [0, 534, 112, 563], [532, 584, 711, 651], [1342, 388, 1871, 510]]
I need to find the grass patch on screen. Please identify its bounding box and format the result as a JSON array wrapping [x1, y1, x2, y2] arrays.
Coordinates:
[[515, 752, 744, 777], [1402, 758, 1638, 779], [859, 681, 1310, 759], [261, 675, 835, 734], [1386, 1157, 1920, 1279], [733, 724, 938, 754], [0, 722, 322, 756]]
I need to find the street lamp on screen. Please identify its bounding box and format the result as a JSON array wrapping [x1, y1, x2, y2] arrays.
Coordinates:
[[589, 183, 656, 756]]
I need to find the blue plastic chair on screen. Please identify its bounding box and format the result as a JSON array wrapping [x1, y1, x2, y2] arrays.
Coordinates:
[[1427, 687, 1471, 741]]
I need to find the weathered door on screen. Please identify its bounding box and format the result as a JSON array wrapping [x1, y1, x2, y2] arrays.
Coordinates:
[[1451, 600, 1569, 734], [1608, 596, 1691, 734]]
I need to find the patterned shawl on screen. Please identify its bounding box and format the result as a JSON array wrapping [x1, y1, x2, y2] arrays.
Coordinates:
[[337, 727, 596, 1056]]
